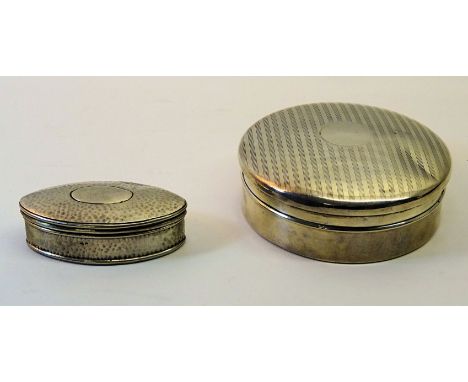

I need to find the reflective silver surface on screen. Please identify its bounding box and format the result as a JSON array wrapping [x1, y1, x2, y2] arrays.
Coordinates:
[[239, 103, 451, 263], [19, 181, 187, 265]]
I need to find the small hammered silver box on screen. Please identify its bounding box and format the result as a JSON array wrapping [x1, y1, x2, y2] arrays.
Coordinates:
[[19, 181, 187, 265]]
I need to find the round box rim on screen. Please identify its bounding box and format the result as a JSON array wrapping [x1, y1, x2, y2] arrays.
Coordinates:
[[239, 102, 451, 220]]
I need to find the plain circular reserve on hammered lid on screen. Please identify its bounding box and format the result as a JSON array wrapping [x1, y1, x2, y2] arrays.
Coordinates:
[[239, 102, 451, 263], [19, 181, 187, 265]]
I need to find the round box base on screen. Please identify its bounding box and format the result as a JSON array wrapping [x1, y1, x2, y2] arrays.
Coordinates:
[[242, 185, 441, 264]]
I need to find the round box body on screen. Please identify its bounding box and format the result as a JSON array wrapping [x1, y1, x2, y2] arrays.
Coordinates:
[[19, 181, 187, 265], [239, 103, 451, 263]]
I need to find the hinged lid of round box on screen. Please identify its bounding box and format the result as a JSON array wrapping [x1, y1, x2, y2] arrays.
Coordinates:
[[19, 181, 187, 265], [239, 103, 451, 263]]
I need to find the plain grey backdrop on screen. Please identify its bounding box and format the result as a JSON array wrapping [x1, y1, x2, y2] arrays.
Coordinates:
[[1, 77, 467, 305]]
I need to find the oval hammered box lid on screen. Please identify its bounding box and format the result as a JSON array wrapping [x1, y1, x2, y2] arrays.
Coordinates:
[[239, 103, 451, 228], [19, 181, 187, 265]]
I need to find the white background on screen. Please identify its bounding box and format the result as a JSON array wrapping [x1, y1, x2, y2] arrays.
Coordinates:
[[1, 1, 468, 380], [1, 76, 467, 305]]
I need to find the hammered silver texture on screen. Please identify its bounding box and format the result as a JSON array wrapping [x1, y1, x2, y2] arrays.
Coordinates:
[[20, 181, 186, 225], [19, 181, 187, 265], [25, 219, 185, 264]]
